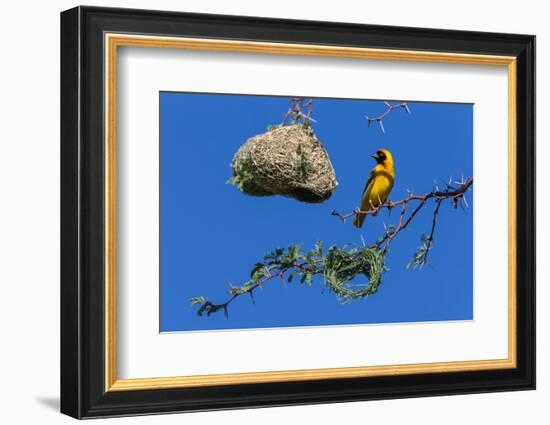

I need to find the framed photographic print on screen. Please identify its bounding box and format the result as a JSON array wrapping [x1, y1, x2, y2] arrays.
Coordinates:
[[60, 6, 535, 419]]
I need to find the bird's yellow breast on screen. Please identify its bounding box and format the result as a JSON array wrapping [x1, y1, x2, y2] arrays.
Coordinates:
[[369, 173, 393, 206], [365, 165, 394, 209]]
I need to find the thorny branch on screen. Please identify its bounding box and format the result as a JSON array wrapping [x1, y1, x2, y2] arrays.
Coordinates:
[[411, 199, 442, 268], [365, 101, 411, 133], [331, 176, 473, 263], [191, 177, 472, 318], [191, 242, 385, 318], [282, 97, 316, 126], [191, 268, 289, 318]]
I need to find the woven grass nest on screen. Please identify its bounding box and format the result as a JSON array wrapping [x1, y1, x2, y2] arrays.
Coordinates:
[[229, 124, 338, 203]]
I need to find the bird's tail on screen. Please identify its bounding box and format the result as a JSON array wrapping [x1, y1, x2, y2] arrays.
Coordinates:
[[353, 213, 366, 228]]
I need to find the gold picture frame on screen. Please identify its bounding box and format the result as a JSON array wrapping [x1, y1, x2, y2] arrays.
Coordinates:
[[104, 34, 517, 392]]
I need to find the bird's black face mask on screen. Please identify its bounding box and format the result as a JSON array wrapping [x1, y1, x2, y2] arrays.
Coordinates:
[[371, 151, 387, 164]]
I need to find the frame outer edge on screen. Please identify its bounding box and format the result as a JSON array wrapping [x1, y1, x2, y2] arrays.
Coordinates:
[[530, 36, 536, 389], [521, 36, 536, 389], [64, 6, 536, 418], [60, 6, 83, 419]]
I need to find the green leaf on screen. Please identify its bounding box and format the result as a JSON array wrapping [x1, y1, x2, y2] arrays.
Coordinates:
[[190, 296, 208, 306], [250, 262, 265, 278]]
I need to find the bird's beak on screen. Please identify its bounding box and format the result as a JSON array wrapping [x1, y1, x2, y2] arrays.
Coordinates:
[[370, 153, 379, 161]]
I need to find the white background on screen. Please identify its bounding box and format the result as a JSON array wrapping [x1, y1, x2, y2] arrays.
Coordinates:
[[0, 0, 545, 424], [118, 48, 508, 379]]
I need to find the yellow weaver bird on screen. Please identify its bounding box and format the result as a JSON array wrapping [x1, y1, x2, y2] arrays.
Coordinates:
[[353, 148, 395, 229]]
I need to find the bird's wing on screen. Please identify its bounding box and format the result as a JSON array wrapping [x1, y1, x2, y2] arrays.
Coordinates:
[[360, 170, 377, 208]]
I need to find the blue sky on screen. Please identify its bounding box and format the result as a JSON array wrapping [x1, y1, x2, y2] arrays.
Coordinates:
[[160, 92, 473, 332]]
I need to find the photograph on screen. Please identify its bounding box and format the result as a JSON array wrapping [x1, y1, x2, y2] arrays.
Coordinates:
[[160, 93, 474, 332]]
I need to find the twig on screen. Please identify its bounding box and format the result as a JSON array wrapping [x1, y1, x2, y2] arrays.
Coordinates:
[[282, 97, 317, 125], [365, 101, 410, 133], [195, 269, 287, 318], [192, 259, 318, 317], [417, 199, 442, 267], [331, 177, 473, 251]]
